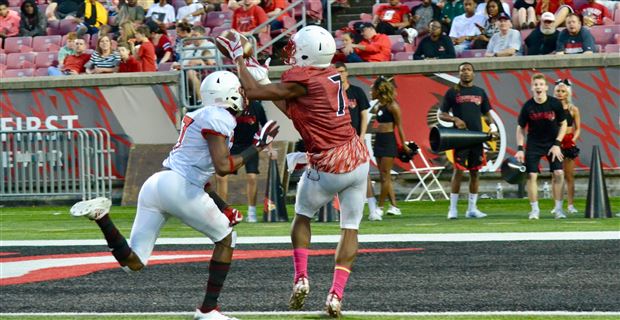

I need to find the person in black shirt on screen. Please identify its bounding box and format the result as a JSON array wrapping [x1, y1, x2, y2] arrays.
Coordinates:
[[439, 62, 497, 220], [216, 100, 268, 223], [515, 73, 568, 220], [524, 12, 559, 55], [334, 62, 378, 218], [413, 20, 456, 60]]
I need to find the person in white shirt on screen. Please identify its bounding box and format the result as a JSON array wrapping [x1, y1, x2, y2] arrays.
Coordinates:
[[485, 12, 521, 56], [70, 70, 280, 320], [146, 0, 176, 28], [449, 0, 487, 54], [176, 0, 203, 24]]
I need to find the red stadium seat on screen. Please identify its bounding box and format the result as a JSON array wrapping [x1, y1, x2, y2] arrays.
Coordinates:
[[615, 34, 620, 44], [5, 68, 35, 77], [46, 20, 60, 35], [6, 52, 36, 69], [34, 67, 49, 76], [158, 62, 174, 71], [0, 53, 6, 66], [35, 51, 59, 68], [4, 37, 33, 53], [604, 44, 620, 53], [614, 8, 620, 24], [393, 51, 413, 61], [360, 13, 372, 22], [59, 19, 79, 35], [210, 26, 228, 37], [8, 0, 21, 7], [588, 25, 620, 45], [205, 11, 232, 28], [459, 49, 487, 58], [33, 35, 62, 52]]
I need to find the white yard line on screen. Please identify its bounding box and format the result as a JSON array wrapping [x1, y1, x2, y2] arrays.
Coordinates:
[[1, 231, 619, 247], [1, 311, 620, 317]]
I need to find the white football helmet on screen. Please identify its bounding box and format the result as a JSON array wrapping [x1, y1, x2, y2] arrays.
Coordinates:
[[284, 25, 336, 68], [200, 70, 244, 113]]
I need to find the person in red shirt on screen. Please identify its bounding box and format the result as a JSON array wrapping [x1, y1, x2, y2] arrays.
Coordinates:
[[0, 0, 20, 38], [578, 0, 612, 26], [217, 26, 369, 318], [372, 0, 410, 35], [118, 46, 142, 72], [152, 26, 174, 66], [536, 0, 574, 27], [48, 38, 91, 75], [232, 0, 268, 35], [133, 25, 157, 72], [259, 0, 288, 30], [343, 23, 392, 62]]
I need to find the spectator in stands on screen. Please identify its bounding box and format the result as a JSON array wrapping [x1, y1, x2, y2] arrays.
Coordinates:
[[414, 20, 456, 59], [48, 38, 91, 75], [152, 25, 174, 65], [133, 25, 157, 71], [536, 0, 574, 28], [173, 20, 192, 61], [46, 0, 82, 21], [512, 0, 537, 29], [85, 35, 120, 74], [440, 0, 464, 33], [0, 0, 20, 39], [372, 0, 410, 35], [578, 0, 612, 27], [525, 11, 559, 54], [58, 32, 78, 66], [485, 12, 521, 56], [116, 0, 146, 26], [259, 0, 289, 30], [232, 0, 268, 36], [227, 0, 246, 11], [343, 22, 391, 62], [449, 0, 487, 54], [19, 0, 47, 37], [75, 0, 109, 37], [471, 0, 505, 49], [118, 45, 142, 72], [188, 25, 216, 65], [191, 0, 227, 18], [176, 0, 203, 25], [409, 0, 441, 37], [476, 0, 510, 17], [556, 13, 597, 54], [117, 20, 137, 47], [171, 25, 213, 103], [146, 0, 176, 29]]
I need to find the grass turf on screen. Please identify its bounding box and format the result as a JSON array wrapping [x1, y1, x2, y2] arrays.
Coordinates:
[[1, 198, 618, 240]]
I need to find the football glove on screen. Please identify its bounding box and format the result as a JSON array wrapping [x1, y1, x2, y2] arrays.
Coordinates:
[[222, 206, 243, 227], [216, 31, 244, 60], [253, 120, 279, 148]]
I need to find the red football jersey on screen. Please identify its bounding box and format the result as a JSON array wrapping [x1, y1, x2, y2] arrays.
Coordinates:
[[282, 66, 368, 173]]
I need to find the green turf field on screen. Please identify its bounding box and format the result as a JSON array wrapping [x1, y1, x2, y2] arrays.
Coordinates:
[[1, 199, 618, 240]]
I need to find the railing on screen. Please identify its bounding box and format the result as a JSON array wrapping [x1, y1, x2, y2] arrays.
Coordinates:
[[246, 0, 307, 55], [0, 128, 114, 200]]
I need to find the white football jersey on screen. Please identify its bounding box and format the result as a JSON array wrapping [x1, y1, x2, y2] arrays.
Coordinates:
[[163, 106, 236, 188]]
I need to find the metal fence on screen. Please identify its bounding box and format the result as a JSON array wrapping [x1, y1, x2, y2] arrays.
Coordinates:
[[0, 128, 113, 201]]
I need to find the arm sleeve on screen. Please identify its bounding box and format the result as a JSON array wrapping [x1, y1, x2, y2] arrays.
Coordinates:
[[256, 6, 268, 25], [145, 5, 153, 18], [413, 38, 425, 60], [443, 36, 456, 58], [556, 32, 566, 52], [553, 100, 566, 124], [581, 28, 597, 52], [440, 89, 453, 113], [517, 105, 528, 128], [165, 6, 176, 23], [281, 67, 310, 86], [36, 12, 47, 35], [200, 113, 234, 139], [510, 30, 522, 51], [356, 87, 371, 111], [480, 90, 491, 114]]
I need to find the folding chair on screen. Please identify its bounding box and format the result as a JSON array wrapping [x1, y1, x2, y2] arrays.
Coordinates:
[[405, 148, 448, 201]]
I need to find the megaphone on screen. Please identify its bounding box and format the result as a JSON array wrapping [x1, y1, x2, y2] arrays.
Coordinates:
[[429, 126, 492, 153], [501, 157, 527, 184]]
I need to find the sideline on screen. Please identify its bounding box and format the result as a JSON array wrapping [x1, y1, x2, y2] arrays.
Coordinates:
[[1, 231, 619, 246]]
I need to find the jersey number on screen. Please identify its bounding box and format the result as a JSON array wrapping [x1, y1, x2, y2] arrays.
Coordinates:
[[328, 74, 346, 117], [173, 115, 195, 150]]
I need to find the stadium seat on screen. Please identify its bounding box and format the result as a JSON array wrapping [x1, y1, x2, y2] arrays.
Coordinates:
[[360, 13, 372, 22], [459, 49, 487, 58], [158, 62, 174, 71], [35, 51, 59, 68], [615, 34, 620, 44], [210, 26, 229, 37], [6, 52, 36, 69], [205, 11, 232, 28], [59, 19, 79, 35], [5, 68, 35, 77], [46, 20, 60, 35], [588, 25, 620, 45], [304, 0, 322, 21], [33, 35, 62, 52], [0, 52, 6, 65], [34, 67, 49, 76], [604, 44, 620, 53], [520, 29, 533, 42], [8, 0, 21, 7], [614, 8, 620, 24], [393, 51, 413, 61], [4, 37, 33, 53]]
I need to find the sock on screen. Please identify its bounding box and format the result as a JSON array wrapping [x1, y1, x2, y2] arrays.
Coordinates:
[[468, 193, 478, 212], [555, 200, 563, 210], [530, 201, 540, 212], [248, 206, 256, 216], [96, 215, 131, 262], [367, 197, 377, 213], [293, 248, 309, 282], [329, 265, 351, 299], [450, 193, 459, 211], [200, 260, 231, 313]]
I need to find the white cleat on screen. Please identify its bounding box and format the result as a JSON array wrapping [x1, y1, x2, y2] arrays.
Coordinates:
[[447, 210, 458, 220], [369, 208, 383, 221], [528, 211, 540, 220], [554, 208, 567, 219], [567, 206, 578, 214], [70, 197, 111, 220], [289, 277, 310, 310], [193, 309, 238, 320], [246, 213, 257, 223], [386, 205, 402, 216], [465, 209, 487, 219], [325, 293, 342, 318]]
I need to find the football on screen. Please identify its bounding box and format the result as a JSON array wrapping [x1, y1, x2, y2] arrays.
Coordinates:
[[215, 30, 254, 59]]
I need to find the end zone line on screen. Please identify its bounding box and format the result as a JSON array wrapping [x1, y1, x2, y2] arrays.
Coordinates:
[[1, 231, 618, 247]]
